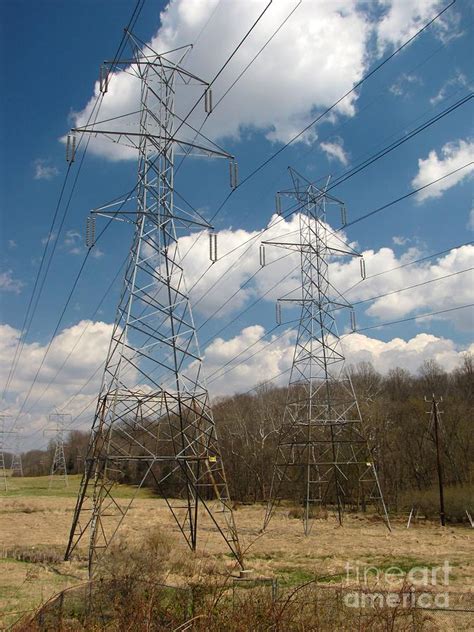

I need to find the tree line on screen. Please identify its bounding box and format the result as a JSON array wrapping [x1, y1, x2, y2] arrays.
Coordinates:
[[17, 354, 473, 516]]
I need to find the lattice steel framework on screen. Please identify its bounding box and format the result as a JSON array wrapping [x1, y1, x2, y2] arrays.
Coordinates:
[[10, 428, 24, 477], [65, 32, 242, 574], [263, 168, 390, 535], [46, 413, 69, 488], [0, 415, 10, 491]]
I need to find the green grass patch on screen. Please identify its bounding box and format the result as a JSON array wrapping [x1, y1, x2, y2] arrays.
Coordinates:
[[276, 566, 315, 586], [0, 475, 154, 499]]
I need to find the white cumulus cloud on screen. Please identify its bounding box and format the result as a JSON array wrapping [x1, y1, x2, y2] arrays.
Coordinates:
[[67, 0, 453, 161], [34, 159, 59, 181], [376, 0, 459, 52], [0, 321, 114, 446], [0, 270, 24, 294], [411, 139, 474, 202], [175, 214, 473, 332], [320, 139, 349, 166], [71, 0, 371, 160], [202, 323, 473, 396]]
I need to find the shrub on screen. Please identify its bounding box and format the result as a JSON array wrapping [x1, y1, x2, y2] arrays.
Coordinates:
[[402, 484, 473, 524]]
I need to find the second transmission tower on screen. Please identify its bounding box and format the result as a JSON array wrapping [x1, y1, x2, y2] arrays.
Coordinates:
[[263, 168, 390, 535], [45, 413, 69, 488]]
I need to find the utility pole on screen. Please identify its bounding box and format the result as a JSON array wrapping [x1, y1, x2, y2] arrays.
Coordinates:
[[426, 395, 446, 526], [44, 413, 69, 488], [64, 31, 242, 576], [263, 168, 390, 535]]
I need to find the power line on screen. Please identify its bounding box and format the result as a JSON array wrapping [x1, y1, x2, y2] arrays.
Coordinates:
[[352, 267, 473, 306], [9, 4, 279, 437], [363, 241, 474, 281], [18, 164, 473, 439], [9, 0, 461, 440], [1, 0, 146, 405], [215, 0, 457, 206], [22, 256, 128, 416], [344, 162, 473, 229], [177, 1, 456, 269], [350, 304, 473, 334], [179, 88, 472, 290], [329, 93, 472, 191]]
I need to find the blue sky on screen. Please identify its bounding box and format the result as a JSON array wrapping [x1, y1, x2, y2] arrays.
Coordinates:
[[0, 0, 473, 443]]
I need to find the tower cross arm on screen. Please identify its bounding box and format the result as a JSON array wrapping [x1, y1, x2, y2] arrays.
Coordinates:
[[70, 128, 234, 160], [262, 239, 362, 258]]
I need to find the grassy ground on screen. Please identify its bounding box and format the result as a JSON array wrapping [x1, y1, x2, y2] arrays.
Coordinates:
[[0, 474, 154, 498], [0, 480, 473, 630]]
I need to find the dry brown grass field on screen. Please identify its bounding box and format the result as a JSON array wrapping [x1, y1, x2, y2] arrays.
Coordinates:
[[1, 476, 473, 630]]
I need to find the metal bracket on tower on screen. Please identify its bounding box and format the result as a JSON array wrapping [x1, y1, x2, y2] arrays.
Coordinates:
[[209, 232, 218, 262], [360, 257, 366, 280], [229, 160, 239, 189], [86, 216, 96, 248], [259, 244, 266, 267], [204, 86, 213, 114], [350, 309, 357, 332], [341, 204, 347, 227], [276, 301, 282, 325], [99, 64, 109, 94], [275, 192, 282, 215], [66, 134, 76, 164]]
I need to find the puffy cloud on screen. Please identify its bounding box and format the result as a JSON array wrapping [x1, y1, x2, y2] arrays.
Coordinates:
[[0, 321, 114, 445], [342, 332, 473, 375], [429, 70, 471, 106], [392, 235, 410, 246], [389, 72, 421, 97], [0, 269, 24, 294], [1, 313, 471, 443], [34, 159, 59, 181], [70, 0, 450, 161], [336, 244, 474, 331], [72, 0, 373, 160], [203, 324, 296, 395], [176, 213, 473, 331], [320, 139, 349, 166], [411, 139, 474, 202], [176, 212, 358, 319], [376, 0, 459, 53], [202, 323, 473, 396], [60, 228, 104, 258], [63, 229, 83, 255]]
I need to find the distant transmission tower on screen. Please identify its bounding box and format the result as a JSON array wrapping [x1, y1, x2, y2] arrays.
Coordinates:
[[65, 32, 242, 574], [0, 415, 12, 491], [45, 413, 69, 488], [10, 427, 24, 477], [263, 168, 390, 534]]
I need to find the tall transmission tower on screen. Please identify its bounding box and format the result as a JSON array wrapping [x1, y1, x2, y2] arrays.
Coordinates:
[[65, 32, 242, 574], [263, 168, 390, 535], [0, 415, 12, 491], [10, 427, 24, 477], [45, 413, 69, 488]]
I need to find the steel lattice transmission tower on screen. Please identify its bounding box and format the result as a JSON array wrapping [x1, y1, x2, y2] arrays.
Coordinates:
[[10, 428, 24, 477], [65, 32, 242, 574], [263, 168, 390, 535], [46, 413, 69, 488], [0, 415, 11, 491]]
